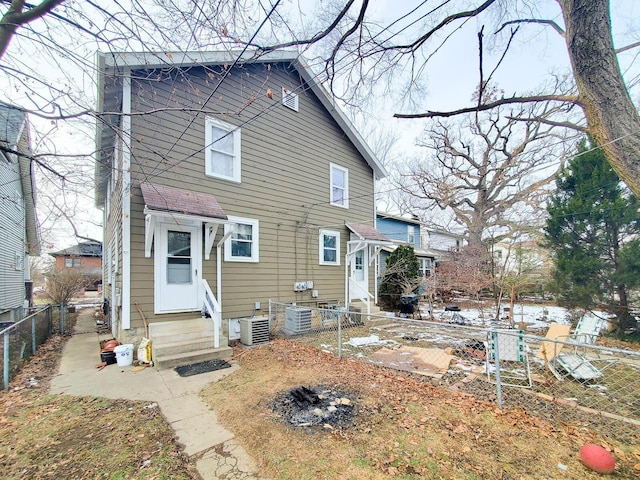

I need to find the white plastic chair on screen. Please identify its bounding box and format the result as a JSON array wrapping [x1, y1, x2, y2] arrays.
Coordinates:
[[486, 329, 531, 388]]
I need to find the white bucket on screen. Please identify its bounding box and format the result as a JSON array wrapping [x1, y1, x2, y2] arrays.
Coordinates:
[[113, 344, 134, 367]]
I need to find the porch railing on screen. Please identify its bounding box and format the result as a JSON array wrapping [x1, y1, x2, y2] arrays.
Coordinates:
[[201, 279, 221, 348], [348, 278, 373, 315]]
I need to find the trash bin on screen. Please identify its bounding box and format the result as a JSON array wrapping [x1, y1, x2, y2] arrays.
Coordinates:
[[399, 294, 419, 316], [114, 344, 134, 366]]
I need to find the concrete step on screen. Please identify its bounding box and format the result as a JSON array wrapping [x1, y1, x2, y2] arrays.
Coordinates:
[[154, 346, 233, 369], [149, 318, 216, 345], [153, 336, 229, 357]]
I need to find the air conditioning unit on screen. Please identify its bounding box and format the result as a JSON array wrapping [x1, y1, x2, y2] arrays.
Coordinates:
[[284, 306, 312, 335], [239, 316, 270, 346]]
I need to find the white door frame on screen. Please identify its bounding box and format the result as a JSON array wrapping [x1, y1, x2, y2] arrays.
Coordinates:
[[154, 221, 202, 314]]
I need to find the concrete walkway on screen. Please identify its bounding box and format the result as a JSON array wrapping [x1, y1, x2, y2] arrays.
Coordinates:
[[50, 329, 267, 480]]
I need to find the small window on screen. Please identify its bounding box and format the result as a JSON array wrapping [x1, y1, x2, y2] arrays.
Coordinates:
[[407, 225, 416, 244], [282, 87, 299, 112], [330, 164, 349, 208], [64, 258, 73, 268], [205, 117, 241, 182], [73, 258, 82, 267], [319, 229, 340, 265], [225, 217, 259, 262]]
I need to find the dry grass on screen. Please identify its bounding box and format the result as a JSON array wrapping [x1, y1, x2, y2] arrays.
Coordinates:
[[201, 339, 640, 479], [0, 335, 198, 480]]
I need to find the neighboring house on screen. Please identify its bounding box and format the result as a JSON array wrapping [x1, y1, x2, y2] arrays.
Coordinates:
[[49, 241, 103, 291], [491, 238, 551, 294], [0, 102, 40, 322], [422, 228, 463, 255], [376, 212, 436, 277], [95, 51, 390, 364]]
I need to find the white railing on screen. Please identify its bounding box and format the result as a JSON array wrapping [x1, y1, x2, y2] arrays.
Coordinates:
[[348, 278, 373, 315], [202, 279, 221, 348]]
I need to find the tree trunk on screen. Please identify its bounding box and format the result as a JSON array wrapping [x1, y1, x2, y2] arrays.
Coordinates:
[[560, 0, 640, 196]]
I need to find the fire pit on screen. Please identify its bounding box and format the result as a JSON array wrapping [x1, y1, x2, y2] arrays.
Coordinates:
[[270, 385, 356, 430]]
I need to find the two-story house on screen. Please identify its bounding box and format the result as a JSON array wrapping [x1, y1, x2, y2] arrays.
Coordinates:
[[0, 102, 40, 323], [49, 241, 103, 291], [95, 51, 390, 366], [376, 212, 437, 277]]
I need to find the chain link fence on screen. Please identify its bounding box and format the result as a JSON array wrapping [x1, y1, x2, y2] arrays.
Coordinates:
[[268, 301, 640, 444], [0, 304, 66, 390]]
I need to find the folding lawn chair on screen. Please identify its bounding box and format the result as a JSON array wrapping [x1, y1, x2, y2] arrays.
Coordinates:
[[486, 329, 532, 388], [537, 315, 608, 381]]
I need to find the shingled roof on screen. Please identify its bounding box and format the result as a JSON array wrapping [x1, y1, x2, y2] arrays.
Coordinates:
[[140, 183, 227, 220], [346, 223, 391, 243]]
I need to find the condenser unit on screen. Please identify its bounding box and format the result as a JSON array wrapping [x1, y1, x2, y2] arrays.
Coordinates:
[[284, 306, 312, 335], [239, 316, 270, 346]]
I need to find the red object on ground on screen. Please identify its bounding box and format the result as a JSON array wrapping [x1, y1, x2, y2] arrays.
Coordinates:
[[101, 339, 119, 351], [579, 444, 615, 474]]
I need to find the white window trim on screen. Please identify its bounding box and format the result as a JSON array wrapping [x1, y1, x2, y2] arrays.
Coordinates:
[[224, 216, 259, 263], [407, 225, 416, 244], [205, 116, 241, 183], [319, 229, 341, 266], [330, 163, 349, 208]]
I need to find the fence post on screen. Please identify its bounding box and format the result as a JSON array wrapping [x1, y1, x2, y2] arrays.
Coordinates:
[[47, 305, 52, 334], [491, 330, 503, 409], [59, 303, 65, 334], [3, 332, 9, 391], [32, 317, 36, 355], [338, 312, 342, 358]]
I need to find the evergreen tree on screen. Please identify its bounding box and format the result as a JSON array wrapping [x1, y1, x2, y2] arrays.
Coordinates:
[[378, 245, 420, 311], [544, 139, 640, 334]]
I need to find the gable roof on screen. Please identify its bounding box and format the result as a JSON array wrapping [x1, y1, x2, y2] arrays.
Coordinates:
[[141, 183, 227, 221], [376, 211, 422, 226], [95, 50, 388, 206], [50, 241, 102, 257]]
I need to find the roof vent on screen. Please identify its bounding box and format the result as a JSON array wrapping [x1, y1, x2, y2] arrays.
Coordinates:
[[282, 87, 299, 112]]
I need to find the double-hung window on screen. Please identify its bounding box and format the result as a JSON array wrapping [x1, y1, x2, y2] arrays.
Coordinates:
[[205, 117, 241, 182], [330, 163, 348, 208], [225, 216, 259, 262], [319, 229, 340, 265], [407, 225, 416, 244]]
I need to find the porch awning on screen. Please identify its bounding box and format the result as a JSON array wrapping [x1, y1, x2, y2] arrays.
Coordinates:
[[346, 223, 391, 244], [140, 183, 233, 259], [141, 183, 227, 220]]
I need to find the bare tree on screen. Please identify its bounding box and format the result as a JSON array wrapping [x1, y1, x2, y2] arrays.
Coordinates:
[[43, 265, 95, 305], [400, 99, 568, 251]]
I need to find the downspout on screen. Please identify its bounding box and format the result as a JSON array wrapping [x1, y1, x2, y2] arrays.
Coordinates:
[[216, 227, 235, 314], [121, 72, 132, 330]]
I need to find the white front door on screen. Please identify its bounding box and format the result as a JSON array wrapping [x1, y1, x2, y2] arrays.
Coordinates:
[[350, 248, 368, 301], [155, 223, 202, 313]]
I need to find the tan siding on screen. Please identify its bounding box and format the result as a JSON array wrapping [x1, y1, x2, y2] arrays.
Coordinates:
[[124, 62, 376, 322]]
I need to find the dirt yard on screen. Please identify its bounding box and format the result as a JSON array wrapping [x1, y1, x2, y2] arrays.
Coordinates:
[[201, 339, 640, 479], [0, 335, 198, 480]]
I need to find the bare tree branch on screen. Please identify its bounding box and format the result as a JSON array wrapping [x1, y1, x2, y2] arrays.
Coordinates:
[[495, 18, 565, 37], [0, 0, 66, 58], [394, 94, 580, 119]]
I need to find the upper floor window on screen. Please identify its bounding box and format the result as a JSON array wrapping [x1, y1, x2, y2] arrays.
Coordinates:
[[205, 117, 241, 183], [330, 163, 348, 208], [65, 258, 81, 268], [407, 225, 416, 244], [319, 229, 340, 265], [225, 216, 259, 263]]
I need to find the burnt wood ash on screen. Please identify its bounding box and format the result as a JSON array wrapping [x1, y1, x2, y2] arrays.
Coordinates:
[[270, 385, 356, 431]]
